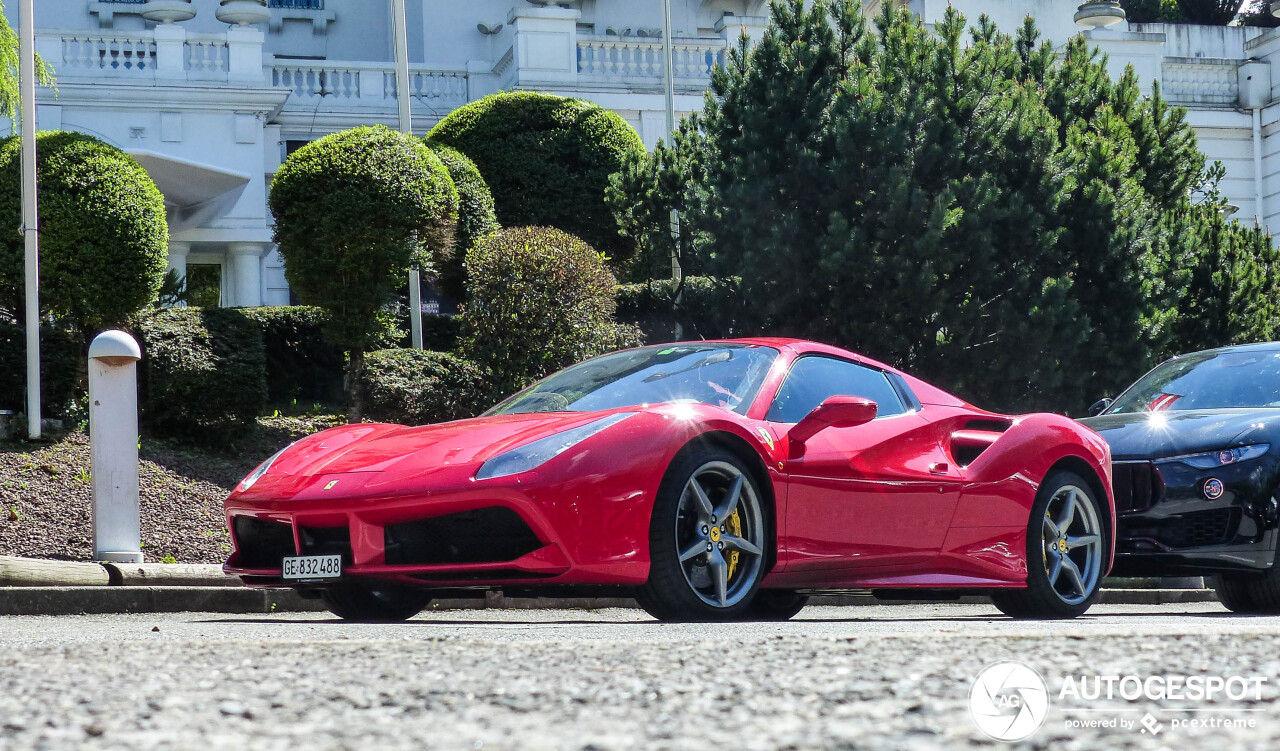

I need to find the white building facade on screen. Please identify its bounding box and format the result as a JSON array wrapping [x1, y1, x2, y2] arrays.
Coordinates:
[[4, 0, 1279, 307]]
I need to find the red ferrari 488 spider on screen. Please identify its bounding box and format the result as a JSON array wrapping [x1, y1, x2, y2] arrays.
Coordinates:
[[224, 339, 1114, 622]]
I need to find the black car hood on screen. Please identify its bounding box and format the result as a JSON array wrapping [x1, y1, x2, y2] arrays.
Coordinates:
[[1080, 409, 1279, 460]]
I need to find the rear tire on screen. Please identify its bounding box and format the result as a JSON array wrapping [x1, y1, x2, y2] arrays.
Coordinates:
[[744, 590, 809, 621], [639, 446, 770, 622], [320, 584, 430, 622], [992, 470, 1107, 620]]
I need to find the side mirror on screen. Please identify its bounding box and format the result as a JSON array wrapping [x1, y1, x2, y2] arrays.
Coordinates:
[[1087, 398, 1113, 417], [789, 395, 878, 444]]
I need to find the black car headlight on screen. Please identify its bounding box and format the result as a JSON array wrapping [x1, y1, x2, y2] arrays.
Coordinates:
[[1163, 444, 1270, 470]]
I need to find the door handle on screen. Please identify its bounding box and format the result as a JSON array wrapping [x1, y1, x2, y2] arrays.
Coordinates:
[[929, 462, 950, 474]]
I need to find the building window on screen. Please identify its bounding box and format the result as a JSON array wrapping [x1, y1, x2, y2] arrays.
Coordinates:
[[269, 0, 325, 9], [186, 264, 223, 308]]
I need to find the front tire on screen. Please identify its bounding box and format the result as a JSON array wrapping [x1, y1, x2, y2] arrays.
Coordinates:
[[744, 589, 809, 621], [992, 471, 1107, 619], [639, 446, 770, 622], [1214, 561, 1280, 613], [320, 584, 431, 622]]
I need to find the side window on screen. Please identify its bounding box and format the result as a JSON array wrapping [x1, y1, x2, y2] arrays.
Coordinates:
[[766, 356, 907, 423]]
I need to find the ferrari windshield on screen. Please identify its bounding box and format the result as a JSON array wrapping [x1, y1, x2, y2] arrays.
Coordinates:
[[485, 343, 779, 416], [1107, 349, 1280, 413]]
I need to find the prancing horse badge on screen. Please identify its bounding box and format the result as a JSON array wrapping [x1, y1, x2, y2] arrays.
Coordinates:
[[323, 480, 339, 491]]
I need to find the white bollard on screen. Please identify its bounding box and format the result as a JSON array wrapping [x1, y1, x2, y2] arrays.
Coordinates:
[[88, 330, 143, 564]]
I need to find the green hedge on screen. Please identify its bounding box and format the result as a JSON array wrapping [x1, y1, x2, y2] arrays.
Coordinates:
[[0, 319, 81, 419], [616, 276, 743, 343], [428, 92, 645, 269], [136, 308, 267, 439], [358, 349, 492, 425], [237, 306, 344, 404], [425, 143, 500, 302]]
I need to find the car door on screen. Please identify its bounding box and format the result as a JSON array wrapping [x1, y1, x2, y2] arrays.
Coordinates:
[[772, 356, 962, 574]]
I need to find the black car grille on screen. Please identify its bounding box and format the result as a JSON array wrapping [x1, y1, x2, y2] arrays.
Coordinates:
[[1111, 461, 1165, 514], [232, 517, 296, 568], [384, 507, 543, 566], [298, 525, 354, 565], [1161, 509, 1237, 548]]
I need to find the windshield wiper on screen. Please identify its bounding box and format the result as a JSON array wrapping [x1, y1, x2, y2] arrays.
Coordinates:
[[641, 350, 733, 383]]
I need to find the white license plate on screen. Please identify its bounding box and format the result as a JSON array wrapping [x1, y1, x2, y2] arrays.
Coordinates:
[[281, 554, 342, 581]]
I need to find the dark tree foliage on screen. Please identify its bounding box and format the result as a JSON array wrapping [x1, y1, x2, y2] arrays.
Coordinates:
[[0, 132, 168, 336], [424, 142, 499, 302], [611, 0, 1279, 413], [428, 92, 645, 271], [269, 125, 458, 422]]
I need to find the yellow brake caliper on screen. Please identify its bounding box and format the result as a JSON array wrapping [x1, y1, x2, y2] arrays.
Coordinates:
[[726, 509, 742, 581]]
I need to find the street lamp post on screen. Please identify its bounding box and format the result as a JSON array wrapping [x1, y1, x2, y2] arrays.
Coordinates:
[[661, 0, 683, 340], [19, 0, 41, 440], [392, 0, 424, 350]]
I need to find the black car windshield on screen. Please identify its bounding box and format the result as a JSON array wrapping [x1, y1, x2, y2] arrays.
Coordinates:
[[1107, 349, 1280, 414], [485, 344, 779, 416]]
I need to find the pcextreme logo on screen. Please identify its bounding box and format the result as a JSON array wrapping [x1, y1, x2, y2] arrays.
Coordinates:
[[968, 661, 1051, 742]]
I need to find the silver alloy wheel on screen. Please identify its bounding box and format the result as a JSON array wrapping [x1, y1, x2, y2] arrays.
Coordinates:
[[1042, 484, 1103, 605], [674, 460, 765, 608]]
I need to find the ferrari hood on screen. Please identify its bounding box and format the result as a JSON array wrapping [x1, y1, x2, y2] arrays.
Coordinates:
[[270, 411, 622, 478], [1079, 409, 1277, 461]]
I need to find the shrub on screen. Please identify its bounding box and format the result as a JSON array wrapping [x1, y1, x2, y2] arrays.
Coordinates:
[[0, 132, 168, 334], [428, 92, 645, 269], [616, 276, 742, 343], [461, 227, 618, 393], [269, 125, 459, 421], [136, 308, 267, 440], [358, 349, 492, 425], [0, 319, 81, 418], [424, 143, 499, 302], [238, 306, 344, 404]]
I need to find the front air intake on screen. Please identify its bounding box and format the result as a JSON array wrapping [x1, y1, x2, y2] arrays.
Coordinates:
[[384, 507, 542, 566]]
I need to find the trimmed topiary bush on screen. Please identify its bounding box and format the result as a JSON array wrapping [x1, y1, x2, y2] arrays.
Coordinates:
[[616, 276, 743, 344], [0, 132, 168, 334], [136, 307, 267, 440], [0, 319, 81, 418], [461, 226, 618, 393], [428, 92, 645, 269], [424, 142, 499, 302], [269, 125, 459, 421], [238, 306, 344, 404], [358, 349, 491, 425]]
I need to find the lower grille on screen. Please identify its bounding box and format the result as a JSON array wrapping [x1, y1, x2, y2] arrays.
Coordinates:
[[1161, 509, 1236, 548], [384, 507, 542, 566], [232, 517, 296, 568], [1112, 461, 1165, 514], [299, 525, 354, 565]]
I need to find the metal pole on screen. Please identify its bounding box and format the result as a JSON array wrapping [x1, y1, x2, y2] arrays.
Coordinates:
[[392, 0, 422, 349], [19, 0, 41, 439], [662, 0, 683, 340]]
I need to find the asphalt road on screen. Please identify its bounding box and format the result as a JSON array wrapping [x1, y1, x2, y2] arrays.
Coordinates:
[[0, 603, 1278, 750]]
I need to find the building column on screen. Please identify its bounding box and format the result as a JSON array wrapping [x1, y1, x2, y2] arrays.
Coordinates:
[[166, 241, 190, 306], [228, 243, 264, 308]]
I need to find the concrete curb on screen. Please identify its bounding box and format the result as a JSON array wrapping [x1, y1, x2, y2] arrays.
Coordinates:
[[0, 587, 1221, 616], [0, 556, 232, 588]]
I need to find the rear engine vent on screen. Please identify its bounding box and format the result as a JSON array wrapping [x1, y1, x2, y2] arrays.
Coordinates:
[[950, 420, 1010, 468], [384, 507, 542, 566], [298, 525, 354, 565], [1112, 461, 1165, 514], [232, 517, 296, 568]]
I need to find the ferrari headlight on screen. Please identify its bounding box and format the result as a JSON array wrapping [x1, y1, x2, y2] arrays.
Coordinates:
[[476, 413, 635, 480], [1165, 444, 1270, 470], [238, 445, 290, 492]]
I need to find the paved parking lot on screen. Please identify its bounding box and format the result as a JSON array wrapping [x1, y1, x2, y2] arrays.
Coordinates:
[[0, 603, 1277, 750]]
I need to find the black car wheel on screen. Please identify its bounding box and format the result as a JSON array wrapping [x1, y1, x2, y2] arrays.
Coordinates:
[[1214, 564, 1280, 613], [320, 585, 431, 622], [639, 446, 770, 622], [993, 470, 1107, 619], [744, 589, 809, 621]]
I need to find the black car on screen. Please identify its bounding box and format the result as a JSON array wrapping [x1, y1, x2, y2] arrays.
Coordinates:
[[1081, 343, 1280, 613]]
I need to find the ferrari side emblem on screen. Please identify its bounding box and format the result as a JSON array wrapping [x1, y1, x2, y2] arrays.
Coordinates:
[[323, 480, 339, 491], [756, 427, 775, 450]]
